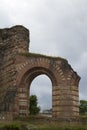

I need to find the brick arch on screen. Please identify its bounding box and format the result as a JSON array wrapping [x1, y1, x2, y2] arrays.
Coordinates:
[[15, 55, 80, 118], [18, 66, 56, 116], [0, 25, 80, 119], [20, 67, 57, 87], [16, 56, 68, 87], [16, 58, 60, 117]]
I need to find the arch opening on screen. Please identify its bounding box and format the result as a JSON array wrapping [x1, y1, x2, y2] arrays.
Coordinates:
[[30, 74, 52, 115], [18, 67, 57, 117]]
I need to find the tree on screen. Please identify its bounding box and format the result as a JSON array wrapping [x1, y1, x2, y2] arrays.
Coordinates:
[[79, 100, 87, 115], [29, 95, 40, 115]]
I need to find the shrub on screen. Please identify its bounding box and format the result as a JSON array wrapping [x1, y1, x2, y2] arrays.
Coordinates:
[[0, 124, 21, 130]]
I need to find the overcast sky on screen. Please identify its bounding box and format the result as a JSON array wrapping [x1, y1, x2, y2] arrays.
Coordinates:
[[0, 0, 87, 111]]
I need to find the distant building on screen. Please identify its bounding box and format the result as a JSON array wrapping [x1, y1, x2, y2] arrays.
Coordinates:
[[43, 109, 52, 115]]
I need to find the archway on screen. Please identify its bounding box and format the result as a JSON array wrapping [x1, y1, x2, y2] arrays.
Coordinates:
[[18, 67, 57, 117], [30, 74, 52, 114], [0, 25, 80, 119]]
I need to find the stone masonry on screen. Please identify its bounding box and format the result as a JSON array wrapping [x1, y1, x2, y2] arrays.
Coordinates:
[[0, 25, 80, 119]]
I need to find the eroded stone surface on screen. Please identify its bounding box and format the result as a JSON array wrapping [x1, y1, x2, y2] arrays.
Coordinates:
[[0, 25, 80, 119]]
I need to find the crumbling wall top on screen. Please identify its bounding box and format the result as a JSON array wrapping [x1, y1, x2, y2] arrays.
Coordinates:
[[0, 25, 30, 53], [0, 25, 29, 40]]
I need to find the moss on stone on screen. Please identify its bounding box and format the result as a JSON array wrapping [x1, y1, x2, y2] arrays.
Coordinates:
[[19, 52, 67, 61]]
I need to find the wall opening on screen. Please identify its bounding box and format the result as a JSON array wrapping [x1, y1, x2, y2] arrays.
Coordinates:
[[30, 74, 52, 115]]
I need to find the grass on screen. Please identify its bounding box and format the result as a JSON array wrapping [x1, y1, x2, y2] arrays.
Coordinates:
[[0, 121, 87, 130], [0, 115, 87, 130], [0, 123, 22, 130], [25, 120, 87, 130], [12, 116, 87, 130], [19, 51, 67, 61]]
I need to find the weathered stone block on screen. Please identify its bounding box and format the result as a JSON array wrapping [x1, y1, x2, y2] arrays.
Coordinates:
[[0, 25, 80, 119]]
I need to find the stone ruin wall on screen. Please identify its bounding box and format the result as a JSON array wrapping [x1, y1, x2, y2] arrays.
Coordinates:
[[15, 54, 80, 118], [0, 25, 80, 119], [0, 26, 29, 112]]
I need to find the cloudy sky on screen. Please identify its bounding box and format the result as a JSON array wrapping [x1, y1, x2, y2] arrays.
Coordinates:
[[0, 0, 87, 111]]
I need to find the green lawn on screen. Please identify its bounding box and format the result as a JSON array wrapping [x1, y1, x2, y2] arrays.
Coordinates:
[[0, 116, 87, 130], [0, 122, 87, 130]]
